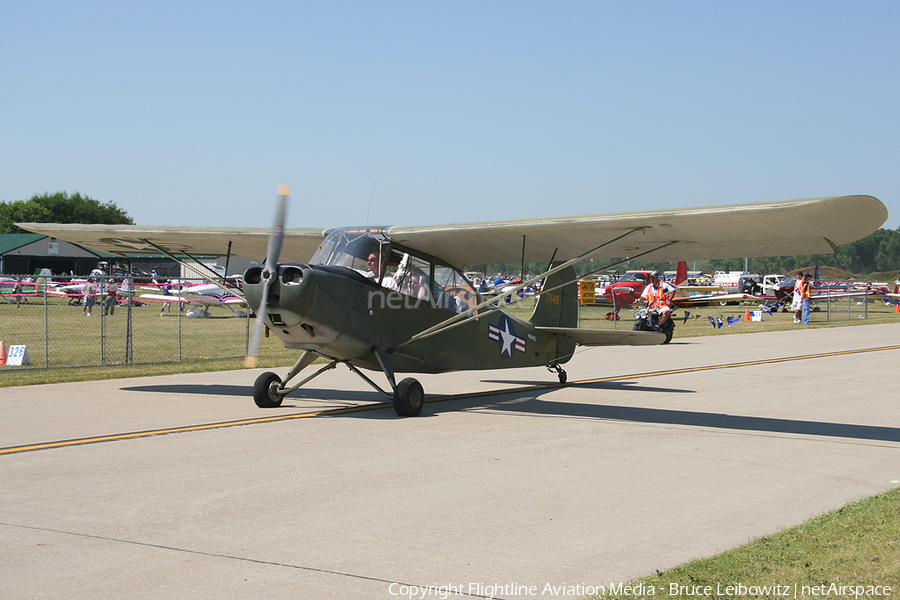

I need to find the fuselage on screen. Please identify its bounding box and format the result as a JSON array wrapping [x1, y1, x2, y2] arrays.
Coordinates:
[[243, 226, 576, 374], [243, 262, 571, 374]]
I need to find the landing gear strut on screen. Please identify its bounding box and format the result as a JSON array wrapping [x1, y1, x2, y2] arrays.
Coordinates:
[[251, 350, 337, 408], [375, 349, 424, 417], [251, 349, 425, 417]]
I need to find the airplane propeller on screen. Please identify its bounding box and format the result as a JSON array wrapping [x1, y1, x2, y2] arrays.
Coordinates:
[[244, 184, 290, 368]]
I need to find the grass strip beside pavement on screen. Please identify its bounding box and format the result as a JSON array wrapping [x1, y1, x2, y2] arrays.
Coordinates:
[[594, 488, 900, 600]]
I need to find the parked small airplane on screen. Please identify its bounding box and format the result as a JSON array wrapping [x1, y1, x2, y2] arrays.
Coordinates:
[[140, 281, 249, 317], [669, 284, 761, 308], [46, 269, 112, 304], [18, 192, 887, 416]]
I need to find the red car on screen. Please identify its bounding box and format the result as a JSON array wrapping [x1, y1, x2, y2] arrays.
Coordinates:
[[599, 270, 654, 306]]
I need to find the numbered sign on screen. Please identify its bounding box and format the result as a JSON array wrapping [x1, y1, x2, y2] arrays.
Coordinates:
[[6, 345, 31, 366]]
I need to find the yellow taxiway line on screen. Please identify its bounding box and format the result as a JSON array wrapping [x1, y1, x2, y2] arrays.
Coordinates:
[[3, 344, 898, 456]]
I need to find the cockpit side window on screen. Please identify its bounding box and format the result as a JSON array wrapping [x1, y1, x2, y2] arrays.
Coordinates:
[[433, 266, 478, 313], [395, 255, 433, 304]]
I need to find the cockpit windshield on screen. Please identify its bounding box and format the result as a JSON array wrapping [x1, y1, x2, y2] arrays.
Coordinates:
[[310, 227, 390, 279]]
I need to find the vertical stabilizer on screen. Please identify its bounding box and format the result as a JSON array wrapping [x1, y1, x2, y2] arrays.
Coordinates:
[[529, 264, 578, 328], [675, 261, 688, 285]]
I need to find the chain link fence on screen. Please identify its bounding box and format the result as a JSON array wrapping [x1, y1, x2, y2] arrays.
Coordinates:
[[2, 274, 897, 369], [1, 275, 250, 368], [576, 278, 899, 330]]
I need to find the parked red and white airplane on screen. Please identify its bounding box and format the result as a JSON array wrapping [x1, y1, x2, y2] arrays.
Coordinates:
[[139, 281, 249, 317]]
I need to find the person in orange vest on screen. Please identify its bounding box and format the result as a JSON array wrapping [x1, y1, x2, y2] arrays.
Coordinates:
[[799, 273, 813, 325], [640, 271, 675, 330]]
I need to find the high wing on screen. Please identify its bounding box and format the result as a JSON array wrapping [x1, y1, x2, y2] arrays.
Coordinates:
[[14, 223, 326, 263], [386, 195, 887, 266], [18, 195, 887, 268]]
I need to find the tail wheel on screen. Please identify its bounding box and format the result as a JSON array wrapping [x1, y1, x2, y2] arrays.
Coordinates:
[[253, 371, 284, 408], [394, 378, 424, 417]]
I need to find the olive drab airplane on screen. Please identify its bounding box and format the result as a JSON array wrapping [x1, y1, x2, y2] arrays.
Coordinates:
[[19, 190, 888, 417]]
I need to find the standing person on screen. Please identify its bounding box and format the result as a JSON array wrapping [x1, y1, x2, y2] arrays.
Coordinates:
[[13, 279, 24, 308], [103, 278, 118, 316], [160, 279, 173, 315], [83, 278, 96, 317], [791, 270, 804, 323], [800, 273, 813, 325]]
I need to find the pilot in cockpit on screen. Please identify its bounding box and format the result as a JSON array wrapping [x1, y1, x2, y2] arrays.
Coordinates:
[[364, 253, 379, 278], [364, 252, 399, 291]]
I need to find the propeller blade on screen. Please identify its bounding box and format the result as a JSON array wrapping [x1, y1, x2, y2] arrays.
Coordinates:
[[245, 185, 290, 368]]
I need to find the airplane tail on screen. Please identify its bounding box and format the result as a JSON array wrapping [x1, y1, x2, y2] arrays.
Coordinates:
[[675, 261, 688, 285], [529, 264, 578, 328]]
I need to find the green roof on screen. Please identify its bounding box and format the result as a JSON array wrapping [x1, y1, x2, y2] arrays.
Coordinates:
[[0, 233, 124, 258], [0, 233, 46, 254]]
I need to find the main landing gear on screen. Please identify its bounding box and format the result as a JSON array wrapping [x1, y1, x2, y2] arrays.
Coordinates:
[[251, 350, 425, 417], [393, 378, 425, 417]]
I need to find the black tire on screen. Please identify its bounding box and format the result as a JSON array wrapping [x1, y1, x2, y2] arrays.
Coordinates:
[[662, 324, 674, 344], [558, 370, 567, 384], [253, 371, 284, 408], [633, 321, 649, 331], [394, 378, 424, 417]]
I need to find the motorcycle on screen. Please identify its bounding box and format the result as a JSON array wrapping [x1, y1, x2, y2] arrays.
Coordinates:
[[632, 305, 675, 344]]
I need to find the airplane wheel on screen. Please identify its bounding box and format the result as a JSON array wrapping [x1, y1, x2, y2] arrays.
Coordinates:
[[394, 378, 424, 417], [558, 370, 567, 384], [253, 372, 284, 408]]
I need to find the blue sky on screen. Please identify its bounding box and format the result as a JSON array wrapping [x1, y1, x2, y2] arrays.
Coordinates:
[[2, 1, 898, 231]]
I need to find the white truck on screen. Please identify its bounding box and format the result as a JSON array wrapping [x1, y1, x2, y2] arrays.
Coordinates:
[[713, 271, 763, 296]]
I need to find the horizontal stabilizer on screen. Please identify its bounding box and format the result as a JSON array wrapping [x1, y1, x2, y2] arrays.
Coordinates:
[[535, 326, 665, 346]]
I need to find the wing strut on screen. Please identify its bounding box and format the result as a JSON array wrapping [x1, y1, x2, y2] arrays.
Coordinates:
[[394, 232, 678, 350], [520, 235, 526, 282]]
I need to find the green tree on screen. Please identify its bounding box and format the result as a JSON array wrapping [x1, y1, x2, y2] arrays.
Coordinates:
[[0, 191, 133, 233]]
